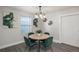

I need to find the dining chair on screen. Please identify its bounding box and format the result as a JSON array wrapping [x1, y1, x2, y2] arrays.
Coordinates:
[[24, 36, 37, 51], [28, 32, 34, 37], [44, 32, 50, 35], [28, 32, 36, 42], [41, 37, 53, 48]]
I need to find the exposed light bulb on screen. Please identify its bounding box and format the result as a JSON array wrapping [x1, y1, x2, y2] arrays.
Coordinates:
[[35, 14, 38, 18], [39, 14, 43, 19], [43, 15, 46, 18]]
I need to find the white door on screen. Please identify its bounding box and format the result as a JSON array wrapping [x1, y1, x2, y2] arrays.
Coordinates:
[[61, 14, 79, 47]]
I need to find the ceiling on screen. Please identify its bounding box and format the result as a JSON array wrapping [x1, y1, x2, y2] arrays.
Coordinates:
[[9, 6, 74, 14]]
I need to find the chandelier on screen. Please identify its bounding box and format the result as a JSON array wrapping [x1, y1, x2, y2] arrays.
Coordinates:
[[34, 6, 47, 22]]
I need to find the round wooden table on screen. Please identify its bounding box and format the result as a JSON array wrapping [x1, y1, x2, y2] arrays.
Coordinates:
[[29, 34, 49, 52]]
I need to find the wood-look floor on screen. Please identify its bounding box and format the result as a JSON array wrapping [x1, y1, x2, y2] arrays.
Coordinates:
[[0, 42, 79, 52]]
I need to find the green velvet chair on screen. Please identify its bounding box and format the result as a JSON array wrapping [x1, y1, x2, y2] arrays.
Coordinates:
[[44, 32, 50, 35], [24, 36, 37, 51], [28, 32, 34, 37], [41, 37, 53, 48], [28, 32, 36, 42]]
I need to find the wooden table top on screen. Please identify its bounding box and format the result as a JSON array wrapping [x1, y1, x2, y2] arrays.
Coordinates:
[[29, 34, 49, 40]]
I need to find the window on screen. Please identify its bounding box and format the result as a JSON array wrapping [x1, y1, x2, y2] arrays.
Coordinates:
[[20, 16, 32, 34]]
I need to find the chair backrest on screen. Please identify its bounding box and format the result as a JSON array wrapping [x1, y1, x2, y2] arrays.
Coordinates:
[[48, 37, 53, 44], [44, 37, 53, 47], [24, 36, 30, 46], [44, 32, 50, 35], [28, 32, 34, 37]]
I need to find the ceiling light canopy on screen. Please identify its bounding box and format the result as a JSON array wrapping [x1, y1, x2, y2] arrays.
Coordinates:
[[34, 6, 47, 22]]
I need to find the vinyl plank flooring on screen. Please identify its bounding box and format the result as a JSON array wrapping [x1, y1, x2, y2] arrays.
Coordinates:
[[0, 42, 79, 52]]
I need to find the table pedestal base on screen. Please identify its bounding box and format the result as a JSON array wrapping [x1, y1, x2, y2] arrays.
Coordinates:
[[37, 41, 40, 52]]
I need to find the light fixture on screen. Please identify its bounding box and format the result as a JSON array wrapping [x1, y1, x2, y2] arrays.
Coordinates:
[[34, 6, 47, 22]]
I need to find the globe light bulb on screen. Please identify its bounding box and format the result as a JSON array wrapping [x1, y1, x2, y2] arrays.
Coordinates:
[[39, 14, 43, 19], [35, 14, 38, 18], [43, 15, 46, 18]]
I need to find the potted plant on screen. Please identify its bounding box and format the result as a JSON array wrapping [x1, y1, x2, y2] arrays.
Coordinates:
[[36, 30, 42, 33]]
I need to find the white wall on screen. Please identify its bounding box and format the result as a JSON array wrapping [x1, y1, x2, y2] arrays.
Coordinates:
[[43, 13, 59, 41], [0, 7, 32, 49], [32, 18, 44, 33], [61, 13, 79, 47], [44, 7, 79, 46], [1, 6, 79, 49]]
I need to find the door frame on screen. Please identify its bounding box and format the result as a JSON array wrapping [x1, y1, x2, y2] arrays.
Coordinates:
[[59, 12, 79, 44]]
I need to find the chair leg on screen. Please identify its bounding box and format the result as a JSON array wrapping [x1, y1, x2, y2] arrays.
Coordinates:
[[50, 46, 53, 52], [24, 46, 27, 52], [44, 46, 48, 52], [50, 45, 53, 52], [45, 47, 47, 52], [24, 46, 31, 52], [28, 47, 31, 52], [44, 45, 53, 52]]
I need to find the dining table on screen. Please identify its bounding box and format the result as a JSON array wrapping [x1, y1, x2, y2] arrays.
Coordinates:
[[29, 33, 49, 52]]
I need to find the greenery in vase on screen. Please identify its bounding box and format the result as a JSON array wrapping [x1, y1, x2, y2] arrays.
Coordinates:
[[3, 12, 14, 28], [36, 30, 42, 33]]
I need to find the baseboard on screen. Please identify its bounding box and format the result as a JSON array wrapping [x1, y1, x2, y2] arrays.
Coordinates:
[[0, 40, 24, 49], [54, 39, 79, 47], [53, 39, 62, 43], [61, 42, 79, 48]]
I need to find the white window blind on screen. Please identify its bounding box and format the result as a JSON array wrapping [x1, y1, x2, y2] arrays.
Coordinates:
[[20, 16, 32, 34]]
